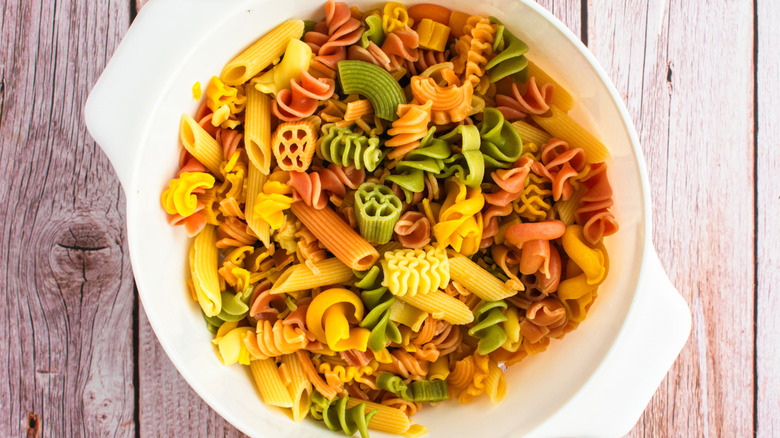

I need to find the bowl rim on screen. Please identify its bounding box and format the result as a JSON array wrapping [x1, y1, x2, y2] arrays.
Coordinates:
[[116, 0, 652, 436]]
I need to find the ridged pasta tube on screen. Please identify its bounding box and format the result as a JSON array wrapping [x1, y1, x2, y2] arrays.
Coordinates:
[[447, 251, 518, 300]]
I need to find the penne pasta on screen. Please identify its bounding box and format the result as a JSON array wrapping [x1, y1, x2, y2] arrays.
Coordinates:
[[396, 289, 473, 325], [179, 114, 224, 177], [388, 300, 428, 331], [290, 202, 379, 271], [245, 161, 271, 246], [511, 120, 552, 146], [281, 354, 313, 422], [244, 86, 273, 174], [447, 251, 520, 300], [250, 359, 294, 408], [531, 105, 611, 163], [189, 225, 221, 316], [270, 257, 355, 294], [345, 398, 412, 434], [220, 19, 305, 85]]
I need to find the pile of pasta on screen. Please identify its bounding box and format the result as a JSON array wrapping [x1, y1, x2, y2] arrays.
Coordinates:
[[161, 2, 618, 437]]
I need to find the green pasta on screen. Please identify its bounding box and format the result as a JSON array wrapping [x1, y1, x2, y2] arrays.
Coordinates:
[[355, 266, 402, 351], [337, 60, 407, 121], [468, 300, 509, 355], [437, 124, 485, 187], [385, 127, 451, 202], [311, 392, 378, 438], [317, 125, 386, 171], [376, 372, 449, 403], [477, 108, 524, 168], [486, 17, 529, 83], [214, 286, 253, 323], [360, 15, 385, 48], [354, 183, 403, 244]]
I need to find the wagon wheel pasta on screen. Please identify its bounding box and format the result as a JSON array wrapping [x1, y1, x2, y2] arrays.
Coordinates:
[[161, 2, 618, 436]]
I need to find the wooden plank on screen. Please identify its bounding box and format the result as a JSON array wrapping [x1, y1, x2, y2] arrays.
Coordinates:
[[533, 0, 582, 40], [757, 1, 779, 436], [0, 1, 135, 437], [588, 1, 756, 436], [138, 306, 248, 437]]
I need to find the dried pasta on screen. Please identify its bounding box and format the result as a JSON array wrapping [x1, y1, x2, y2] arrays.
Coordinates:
[[162, 2, 619, 435]]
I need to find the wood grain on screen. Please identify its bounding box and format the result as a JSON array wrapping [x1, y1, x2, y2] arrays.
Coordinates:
[[757, 1, 779, 436], [138, 306, 248, 437], [0, 1, 135, 437], [587, 1, 756, 436], [533, 0, 581, 40]]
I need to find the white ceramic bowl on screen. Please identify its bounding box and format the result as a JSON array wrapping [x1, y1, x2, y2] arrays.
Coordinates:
[[85, 0, 691, 436]]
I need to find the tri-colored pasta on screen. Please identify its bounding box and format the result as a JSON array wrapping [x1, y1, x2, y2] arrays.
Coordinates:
[[162, 3, 618, 436]]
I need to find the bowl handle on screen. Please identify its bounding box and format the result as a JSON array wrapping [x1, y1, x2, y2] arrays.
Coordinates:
[[85, 0, 231, 188], [532, 246, 691, 437]]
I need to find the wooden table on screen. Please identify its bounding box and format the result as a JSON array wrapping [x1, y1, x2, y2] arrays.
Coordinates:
[[0, 0, 774, 436]]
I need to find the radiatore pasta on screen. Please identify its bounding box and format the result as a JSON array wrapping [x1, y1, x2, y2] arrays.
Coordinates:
[[161, 3, 618, 437]]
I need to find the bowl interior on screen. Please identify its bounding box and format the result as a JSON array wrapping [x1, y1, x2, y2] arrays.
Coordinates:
[[128, 0, 646, 436]]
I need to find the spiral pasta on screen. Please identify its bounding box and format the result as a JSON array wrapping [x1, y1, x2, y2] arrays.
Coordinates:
[[385, 100, 432, 159], [495, 77, 553, 120], [273, 69, 336, 122], [317, 125, 385, 172], [311, 392, 378, 438], [575, 162, 619, 244], [305, 1, 365, 69]]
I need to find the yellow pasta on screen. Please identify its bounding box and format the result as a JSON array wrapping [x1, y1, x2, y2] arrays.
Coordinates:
[[561, 225, 607, 285], [253, 39, 312, 96], [179, 114, 224, 176], [428, 356, 450, 380], [345, 398, 412, 434], [501, 306, 522, 352], [511, 121, 552, 146], [343, 99, 374, 121], [189, 225, 221, 316], [244, 162, 271, 246], [220, 19, 305, 85], [270, 258, 354, 294], [557, 273, 599, 322], [214, 325, 253, 365], [305, 288, 371, 352], [396, 289, 473, 325], [526, 60, 574, 112], [447, 251, 519, 300], [484, 360, 506, 403], [246, 320, 309, 359], [244, 85, 273, 174], [531, 105, 611, 163], [381, 246, 450, 297], [250, 359, 295, 408], [388, 301, 428, 331], [281, 354, 313, 422]]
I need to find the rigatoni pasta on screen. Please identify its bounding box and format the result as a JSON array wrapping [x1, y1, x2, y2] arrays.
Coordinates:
[[161, 2, 619, 436]]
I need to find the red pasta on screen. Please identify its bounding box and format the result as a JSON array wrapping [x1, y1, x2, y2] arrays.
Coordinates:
[[406, 49, 449, 76], [381, 26, 420, 71], [273, 69, 336, 121], [289, 163, 365, 209], [394, 210, 431, 248], [495, 77, 554, 120], [504, 220, 566, 249], [575, 162, 619, 244], [347, 42, 393, 71], [531, 138, 587, 201], [304, 0, 364, 69]]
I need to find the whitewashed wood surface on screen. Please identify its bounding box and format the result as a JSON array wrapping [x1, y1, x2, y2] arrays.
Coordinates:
[[0, 0, 774, 436]]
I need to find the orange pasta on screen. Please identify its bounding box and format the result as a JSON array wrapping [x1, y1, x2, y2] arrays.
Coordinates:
[[290, 201, 379, 270]]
